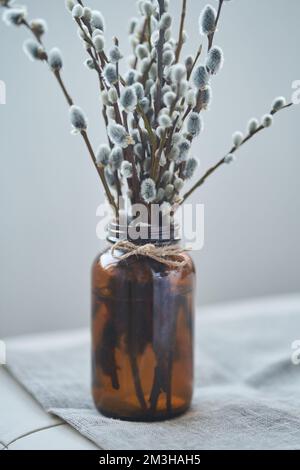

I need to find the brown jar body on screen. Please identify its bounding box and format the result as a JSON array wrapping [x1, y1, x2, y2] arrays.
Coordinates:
[[91, 244, 195, 421]]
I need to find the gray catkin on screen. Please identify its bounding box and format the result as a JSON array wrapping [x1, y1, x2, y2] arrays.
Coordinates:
[[187, 112, 202, 137], [163, 50, 175, 66], [141, 178, 157, 203], [2, 7, 27, 26], [72, 5, 83, 19], [272, 96, 286, 112], [178, 139, 191, 162], [185, 55, 194, 72], [101, 90, 110, 106], [159, 13, 172, 30], [109, 146, 124, 170], [199, 5, 216, 35], [91, 10, 105, 31], [193, 65, 210, 90], [30, 19, 48, 37], [161, 170, 172, 185], [131, 129, 141, 144], [262, 114, 273, 128], [224, 154, 235, 164], [108, 46, 123, 63], [206, 46, 224, 75], [104, 64, 118, 85], [129, 17, 138, 35], [96, 144, 110, 166], [93, 35, 105, 52], [65, 0, 75, 11], [106, 107, 116, 120], [247, 118, 259, 135], [184, 158, 198, 179], [156, 188, 165, 202], [232, 131, 244, 147], [140, 58, 151, 73], [70, 105, 88, 131], [108, 123, 131, 148], [158, 114, 172, 128], [125, 69, 137, 86], [134, 143, 144, 159], [201, 86, 212, 109], [174, 178, 184, 192], [165, 184, 174, 200], [186, 89, 197, 108], [156, 126, 165, 139], [151, 30, 160, 47], [132, 82, 144, 101], [164, 29, 172, 42], [120, 161, 133, 178], [120, 87, 137, 112], [48, 48, 63, 71], [171, 64, 186, 82], [142, 1, 155, 17], [84, 58, 95, 70], [168, 145, 180, 162], [23, 39, 43, 61], [139, 97, 150, 113], [108, 87, 118, 104], [163, 91, 176, 107], [83, 7, 92, 22], [136, 44, 149, 60]]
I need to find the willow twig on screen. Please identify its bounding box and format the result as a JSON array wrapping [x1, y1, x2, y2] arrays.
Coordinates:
[[181, 103, 293, 203], [133, 18, 148, 69], [187, 45, 203, 81], [136, 104, 157, 155], [175, 0, 187, 63], [155, 0, 165, 118], [208, 0, 224, 51], [53, 70, 73, 106], [81, 131, 118, 212]]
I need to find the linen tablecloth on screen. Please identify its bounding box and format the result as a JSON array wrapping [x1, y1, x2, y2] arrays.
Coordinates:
[[4, 295, 300, 450]]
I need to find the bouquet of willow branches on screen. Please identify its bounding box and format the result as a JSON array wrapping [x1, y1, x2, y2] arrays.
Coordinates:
[[1, 0, 293, 219]]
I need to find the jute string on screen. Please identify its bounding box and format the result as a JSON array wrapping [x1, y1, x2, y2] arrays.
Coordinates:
[[111, 240, 189, 268]]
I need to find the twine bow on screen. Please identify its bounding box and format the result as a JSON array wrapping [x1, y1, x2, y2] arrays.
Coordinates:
[[111, 240, 189, 269]]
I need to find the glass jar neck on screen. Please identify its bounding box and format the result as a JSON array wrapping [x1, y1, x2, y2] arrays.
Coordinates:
[[107, 220, 181, 246]]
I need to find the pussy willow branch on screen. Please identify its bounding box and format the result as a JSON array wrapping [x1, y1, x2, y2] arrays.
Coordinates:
[[175, 0, 187, 63], [187, 45, 202, 81], [3, 7, 118, 213], [181, 103, 293, 203], [208, 0, 224, 51], [182, 3, 225, 147], [73, 16, 124, 131], [186, 0, 224, 85]]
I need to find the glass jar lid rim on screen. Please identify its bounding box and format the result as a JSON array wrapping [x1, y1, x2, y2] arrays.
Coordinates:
[[107, 220, 181, 244]]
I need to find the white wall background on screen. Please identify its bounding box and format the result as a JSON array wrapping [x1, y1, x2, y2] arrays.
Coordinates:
[[0, 0, 299, 337]]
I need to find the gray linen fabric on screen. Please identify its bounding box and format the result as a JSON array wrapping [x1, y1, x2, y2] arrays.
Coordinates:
[[4, 296, 300, 450]]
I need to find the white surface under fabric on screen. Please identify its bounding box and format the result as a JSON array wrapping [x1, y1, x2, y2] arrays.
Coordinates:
[[2, 295, 300, 450]]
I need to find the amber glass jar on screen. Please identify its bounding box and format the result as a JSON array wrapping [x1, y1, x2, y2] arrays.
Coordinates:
[[91, 223, 195, 421]]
